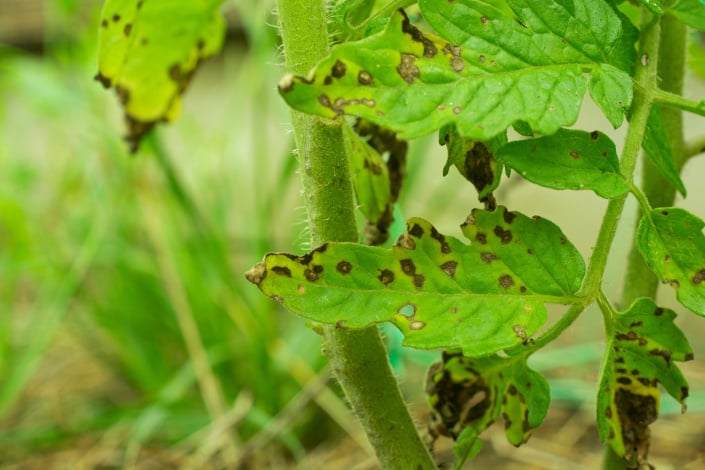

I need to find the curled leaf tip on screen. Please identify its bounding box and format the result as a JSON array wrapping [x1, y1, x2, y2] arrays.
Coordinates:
[[245, 262, 267, 285]]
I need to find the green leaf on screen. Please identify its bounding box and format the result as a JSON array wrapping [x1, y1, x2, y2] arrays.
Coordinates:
[[642, 105, 687, 197], [96, 0, 226, 151], [246, 206, 585, 356], [637, 208, 705, 315], [636, 0, 665, 15], [668, 0, 705, 31], [279, 0, 634, 141], [495, 129, 629, 198], [343, 123, 392, 225], [588, 64, 633, 128], [426, 351, 550, 456], [439, 125, 505, 206], [597, 298, 692, 461]]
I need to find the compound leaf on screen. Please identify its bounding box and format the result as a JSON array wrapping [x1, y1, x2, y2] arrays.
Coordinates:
[[426, 351, 550, 458], [637, 208, 705, 316], [588, 64, 633, 128], [495, 129, 629, 198], [642, 105, 687, 196], [246, 207, 585, 356], [279, 0, 634, 141], [597, 298, 692, 462], [96, 0, 225, 151]]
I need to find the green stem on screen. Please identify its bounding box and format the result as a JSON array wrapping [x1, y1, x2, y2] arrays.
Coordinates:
[[602, 9, 686, 470], [652, 89, 705, 117], [275, 0, 437, 468]]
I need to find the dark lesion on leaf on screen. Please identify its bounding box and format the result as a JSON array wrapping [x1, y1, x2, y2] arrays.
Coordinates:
[[336, 261, 353, 274], [400, 10, 437, 58], [692, 269, 705, 285], [124, 23, 132, 36], [378, 269, 395, 286], [498, 274, 514, 289], [357, 70, 374, 85], [271, 266, 292, 277], [331, 59, 347, 78], [413, 274, 425, 289], [397, 53, 420, 84], [475, 232, 487, 244], [614, 388, 657, 465], [441, 261, 458, 277], [480, 252, 498, 264], [494, 226, 513, 244], [442, 43, 464, 72], [430, 226, 451, 253], [400, 258, 416, 275], [408, 223, 425, 238], [425, 352, 492, 441], [649, 348, 672, 366]]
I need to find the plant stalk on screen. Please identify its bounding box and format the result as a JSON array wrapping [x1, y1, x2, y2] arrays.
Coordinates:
[[603, 9, 686, 470], [275, 0, 437, 468]]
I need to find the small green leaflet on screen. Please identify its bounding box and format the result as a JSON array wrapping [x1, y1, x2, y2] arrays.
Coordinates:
[[246, 207, 585, 356], [597, 298, 692, 462], [439, 125, 505, 207], [96, 0, 225, 151], [426, 351, 550, 461], [495, 129, 629, 198], [636, 0, 665, 14], [642, 106, 687, 196], [637, 208, 705, 315], [279, 0, 634, 142], [668, 0, 705, 31]]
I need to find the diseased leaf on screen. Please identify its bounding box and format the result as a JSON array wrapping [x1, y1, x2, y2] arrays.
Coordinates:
[[495, 129, 628, 198], [96, 0, 225, 151], [597, 298, 692, 463], [279, 0, 634, 141], [588, 64, 633, 128], [246, 206, 585, 356], [426, 351, 550, 458], [343, 124, 392, 225], [637, 208, 705, 315], [668, 0, 705, 31], [642, 105, 687, 197], [439, 125, 506, 209]]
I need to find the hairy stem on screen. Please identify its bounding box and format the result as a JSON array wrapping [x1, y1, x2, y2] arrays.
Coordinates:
[[276, 0, 437, 468]]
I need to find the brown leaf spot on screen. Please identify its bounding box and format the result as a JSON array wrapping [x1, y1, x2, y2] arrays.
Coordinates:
[[631, 369, 640, 376], [245, 262, 266, 285], [513, 324, 527, 340], [124, 23, 132, 36], [413, 274, 425, 289], [617, 377, 632, 385], [479, 54, 486, 62], [453, 106, 462, 114], [378, 269, 395, 286], [272, 266, 292, 277], [559, 237, 567, 245], [661, 210, 669, 216], [590, 130, 599, 140], [400, 259, 416, 275], [615, 357, 625, 364], [629, 321, 643, 328], [336, 319, 348, 329], [481, 252, 498, 264], [441, 261, 458, 277], [616, 331, 638, 341], [503, 210, 517, 224], [410, 320, 426, 330], [137, 0, 143, 8], [638, 378, 651, 387], [669, 279, 680, 289], [685, 352, 694, 361], [358, 70, 374, 85], [297, 285, 305, 295], [480, 16, 489, 24], [337, 261, 353, 274], [112, 14, 121, 22], [494, 226, 513, 244], [475, 232, 487, 244], [520, 286, 527, 293], [409, 223, 424, 238], [569, 150, 580, 159], [692, 269, 705, 285], [605, 406, 612, 418], [499, 274, 514, 289], [323, 76, 333, 85], [527, 248, 534, 255], [430, 226, 451, 253], [397, 53, 420, 84], [664, 255, 671, 263], [304, 269, 319, 281], [649, 349, 672, 365], [331, 59, 347, 78], [101, 19, 108, 28]]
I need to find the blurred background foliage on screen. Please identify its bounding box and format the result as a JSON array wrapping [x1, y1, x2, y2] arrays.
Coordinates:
[[1, 1, 705, 469]]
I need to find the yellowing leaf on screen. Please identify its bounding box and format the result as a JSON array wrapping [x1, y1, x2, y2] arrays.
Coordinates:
[[96, 0, 225, 151]]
